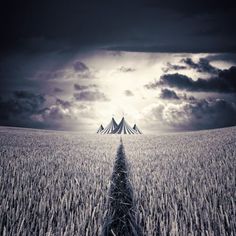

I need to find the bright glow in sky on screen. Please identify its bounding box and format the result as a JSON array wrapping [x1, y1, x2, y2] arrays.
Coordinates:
[[39, 51, 233, 133]]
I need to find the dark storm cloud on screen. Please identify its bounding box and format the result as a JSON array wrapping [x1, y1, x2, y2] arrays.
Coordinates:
[[74, 90, 108, 101], [0, 91, 89, 129], [149, 98, 236, 130], [145, 74, 192, 90], [0, 0, 236, 53], [0, 91, 46, 128], [0, 49, 76, 95], [175, 99, 236, 130], [0, 90, 84, 129], [181, 58, 220, 74], [37, 98, 89, 126], [74, 83, 98, 91], [205, 53, 236, 64], [118, 66, 136, 73], [162, 62, 187, 73], [124, 90, 134, 96], [145, 66, 236, 93], [160, 89, 179, 100]]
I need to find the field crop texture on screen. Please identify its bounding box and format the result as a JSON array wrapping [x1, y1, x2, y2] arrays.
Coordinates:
[[0, 127, 119, 235], [123, 127, 236, 235], [0, 126, 236, 235]]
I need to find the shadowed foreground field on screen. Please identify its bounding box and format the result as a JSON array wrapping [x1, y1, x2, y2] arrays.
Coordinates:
[[0, 126, 236, 235]]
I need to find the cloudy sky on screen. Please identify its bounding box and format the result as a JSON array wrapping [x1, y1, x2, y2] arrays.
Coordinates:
[[0, 0, 236, 133]]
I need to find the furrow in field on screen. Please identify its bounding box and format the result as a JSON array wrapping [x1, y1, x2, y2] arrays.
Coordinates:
[[102, 139, 142, 236]]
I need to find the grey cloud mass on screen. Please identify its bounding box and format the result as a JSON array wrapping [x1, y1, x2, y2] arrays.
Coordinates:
[[163, 57, 220, 74], [0, 91, 46, 128], [181, 58, 220, 74], [74, 90, 108, 101], [160, 89, 179, 100], [0, 91, 91, 130], [147, 98, 236, 131], [146, 66, 236, 93], [162, 62, 187, 73], [74, 83, 98, 91]]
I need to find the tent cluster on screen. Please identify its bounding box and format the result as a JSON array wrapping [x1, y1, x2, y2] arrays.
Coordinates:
[[97, 117, 142, 134]]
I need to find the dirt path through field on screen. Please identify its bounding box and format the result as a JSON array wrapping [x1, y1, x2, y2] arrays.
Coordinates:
[[102, 139, 142, 236]]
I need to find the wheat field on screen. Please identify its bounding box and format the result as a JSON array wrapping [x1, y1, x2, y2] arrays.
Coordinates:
[[0, 126, 235, 235]]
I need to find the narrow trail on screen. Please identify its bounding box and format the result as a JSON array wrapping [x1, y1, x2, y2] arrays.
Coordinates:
[[102, 139, 142, 236]]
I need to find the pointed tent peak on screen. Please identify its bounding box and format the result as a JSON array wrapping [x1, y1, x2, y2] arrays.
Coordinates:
[[100, 117, 118, 134], [118, 117, 125, 124], [96, 124, 104, 134], [113, 117, 138, 134], [112, 117, 118, 126], [116, 117, 127, 127], [133, 124, 142, 134]]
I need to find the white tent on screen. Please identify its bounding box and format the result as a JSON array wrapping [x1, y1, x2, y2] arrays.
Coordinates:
[[113, 117, 137, 134], [96, 124, 104, 134], [133, 124, 142, 134], [100, 118, 118, 134]]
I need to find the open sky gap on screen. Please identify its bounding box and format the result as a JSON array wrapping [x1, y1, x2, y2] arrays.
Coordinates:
[[102, 139, 142, 236]]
